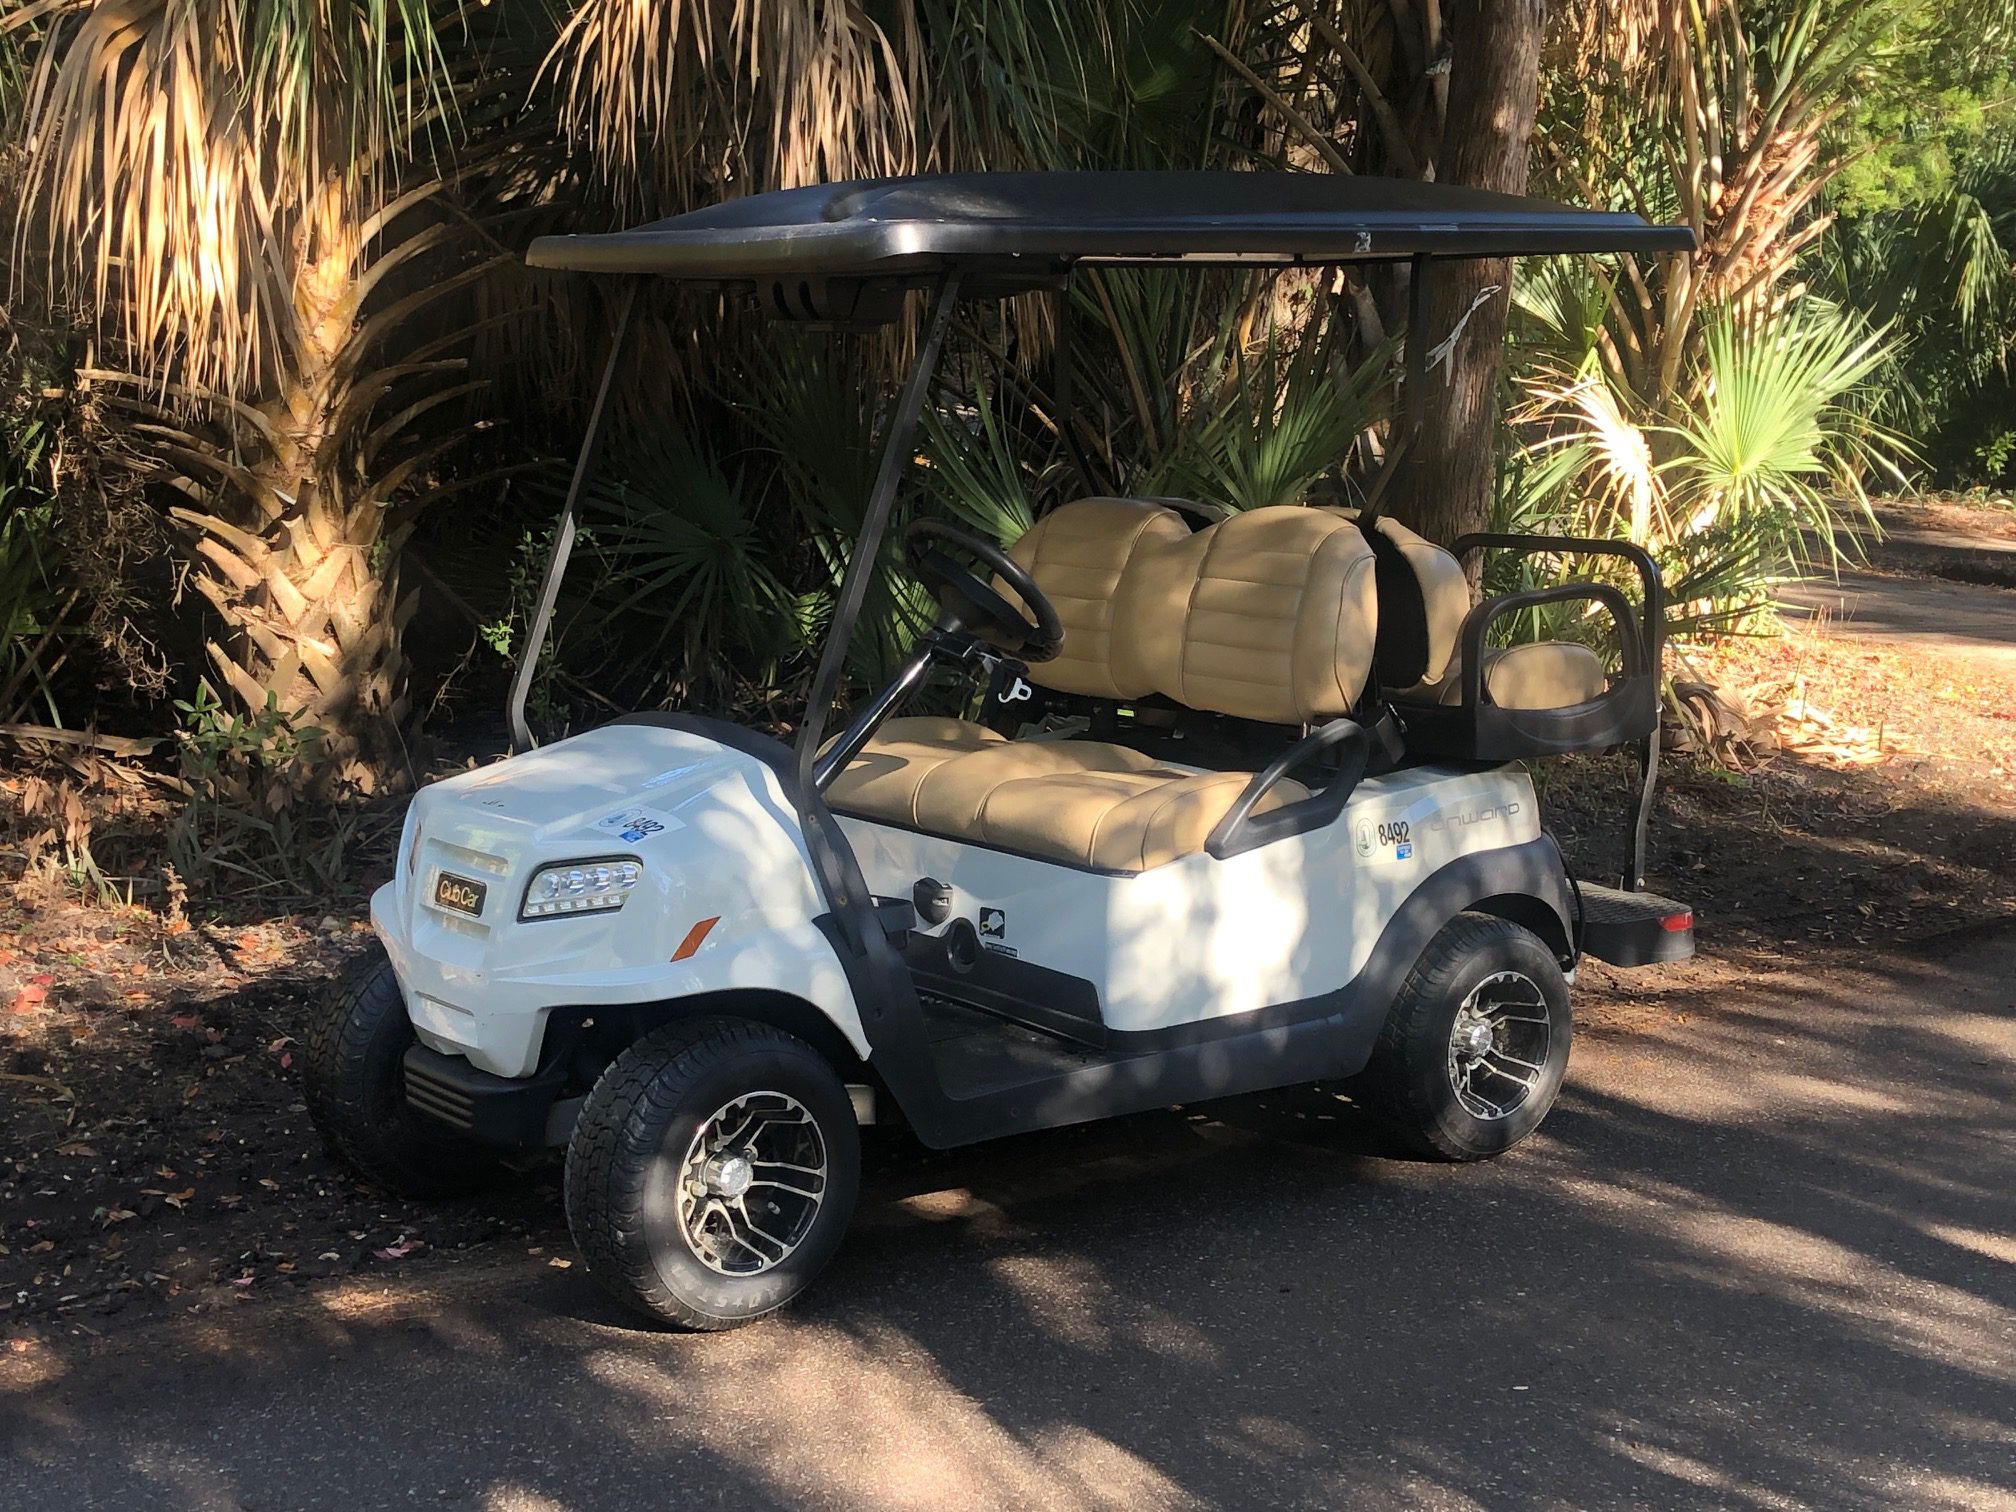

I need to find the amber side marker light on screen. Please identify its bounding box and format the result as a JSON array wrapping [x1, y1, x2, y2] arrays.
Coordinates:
[[672, 916, 721, 961]]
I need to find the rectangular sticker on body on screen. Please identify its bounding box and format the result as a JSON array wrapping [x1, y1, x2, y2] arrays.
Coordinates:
[[1354, 815, 1414, 862], [592, 806, 684, 844]]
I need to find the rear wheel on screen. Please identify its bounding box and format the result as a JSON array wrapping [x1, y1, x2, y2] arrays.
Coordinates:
[[1356, 912, 1572, 1161], [303, 942, 498, 1197], [565, 1017, 861, 1331]]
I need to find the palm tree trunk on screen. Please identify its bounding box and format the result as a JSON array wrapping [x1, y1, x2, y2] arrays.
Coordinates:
[[1391, 0, 1550, 547], [171, 195, 443, 793]]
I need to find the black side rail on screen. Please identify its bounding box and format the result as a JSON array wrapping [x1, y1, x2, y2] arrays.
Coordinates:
[[1454, 581, 1645, 713], [1451, 533, 1667, 893], [1450, 533, 1665, 668], [1206, 718, 1372, 861]]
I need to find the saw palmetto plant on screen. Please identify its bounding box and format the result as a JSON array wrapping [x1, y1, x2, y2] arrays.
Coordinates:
[[6, 0, 1986, 816]]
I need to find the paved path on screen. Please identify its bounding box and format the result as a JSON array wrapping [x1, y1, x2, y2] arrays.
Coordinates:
[[1781, 516, 2016, 672], [5, 930, 2014, 1511]]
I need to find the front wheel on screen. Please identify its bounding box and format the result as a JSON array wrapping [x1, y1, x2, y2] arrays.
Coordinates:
[[303, 942, 498, 1197], [1354, 912, 1572, 1161], [565, 1018, 861, 1331]]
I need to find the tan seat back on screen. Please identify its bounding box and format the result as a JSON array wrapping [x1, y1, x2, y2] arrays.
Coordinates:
[[1004, 497, 1192, 699], [1359, 515, 1471, 692], [1113, 505, 1379, 725]]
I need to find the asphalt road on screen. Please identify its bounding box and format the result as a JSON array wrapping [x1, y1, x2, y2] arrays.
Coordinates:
[[4, 930, 2014, 1511], [1779, 518, 2016, 674]]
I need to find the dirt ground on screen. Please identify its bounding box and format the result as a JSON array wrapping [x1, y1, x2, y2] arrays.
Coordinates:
[[4, 496, 2014, 1349]]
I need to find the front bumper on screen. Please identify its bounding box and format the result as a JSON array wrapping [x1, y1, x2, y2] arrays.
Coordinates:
[[403, 1045, 574, 1148]]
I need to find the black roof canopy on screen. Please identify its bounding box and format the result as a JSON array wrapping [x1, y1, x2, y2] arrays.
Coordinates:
[[525, 171, 1696, 286]]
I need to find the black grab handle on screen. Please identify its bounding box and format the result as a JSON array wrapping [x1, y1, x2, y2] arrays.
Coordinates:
[[1450, 532, 1665, 671], [1206, 718, 1373, 861], [1455, 581, 1645, 713]]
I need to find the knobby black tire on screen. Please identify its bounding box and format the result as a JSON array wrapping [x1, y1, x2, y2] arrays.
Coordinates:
[[1356, 911, 1572, 1162], [564, 1017, 861, 1332], [303, 942, 497, 1198]]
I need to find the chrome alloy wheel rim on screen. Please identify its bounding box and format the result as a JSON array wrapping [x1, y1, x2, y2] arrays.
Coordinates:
[[674, 1091, 828, 1276], [1445, 971, 1554, 1121]]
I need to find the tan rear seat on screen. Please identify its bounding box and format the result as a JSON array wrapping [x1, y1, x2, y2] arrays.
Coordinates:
[[1354, 512, 1613, 713], [1443, 644, 1607, 710]]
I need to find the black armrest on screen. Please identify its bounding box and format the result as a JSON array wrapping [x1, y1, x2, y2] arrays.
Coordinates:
[[1456, 582, 1644, 711], [1206, 718, 1372, 861], [1450, 532, 1664, 668]]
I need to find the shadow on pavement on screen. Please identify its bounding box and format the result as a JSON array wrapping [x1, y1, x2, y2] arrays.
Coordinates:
[[5, 917, 2014, 1511]]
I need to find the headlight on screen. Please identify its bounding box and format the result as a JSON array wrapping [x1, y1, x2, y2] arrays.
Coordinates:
[[520, 858, 644, 920]]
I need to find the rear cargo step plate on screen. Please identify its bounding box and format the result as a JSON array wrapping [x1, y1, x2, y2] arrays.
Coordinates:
[[1578, 883, 1694, 967]]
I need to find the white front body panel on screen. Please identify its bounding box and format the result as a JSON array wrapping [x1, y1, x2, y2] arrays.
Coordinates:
[[840, 765, 1538, 1036], [372, 724, 865, 1078], [370, 718, 1541, 1080]]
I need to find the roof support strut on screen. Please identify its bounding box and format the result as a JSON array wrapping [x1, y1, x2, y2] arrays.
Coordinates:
[[793, 273, 964, 796], [507, 281, 639, 753]]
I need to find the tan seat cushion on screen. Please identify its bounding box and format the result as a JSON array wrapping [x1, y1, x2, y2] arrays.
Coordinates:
[[1437, 643, 1607, 710], [1003, 497, 1193, 699], [922, 739, 1308, 872], [1115, 505, 1378, 725], [823, 715, 1003, 826]]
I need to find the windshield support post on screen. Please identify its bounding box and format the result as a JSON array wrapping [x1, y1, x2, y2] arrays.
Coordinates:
[[506, 280, 639, 753], [793, 273, 963, 796], [1405, 251, 1431, 449]]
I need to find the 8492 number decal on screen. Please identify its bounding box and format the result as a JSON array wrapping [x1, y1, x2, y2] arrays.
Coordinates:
[[1354, 816, 1415, 862]]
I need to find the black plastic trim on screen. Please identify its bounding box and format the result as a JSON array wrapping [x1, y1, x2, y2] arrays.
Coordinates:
[[1206, 718, 1372, 859], [402, 1045, 565, 1149], [1395, 675, 1661, 762], [1576, 882, 1696, 966], [1451, 532, 1664, 663], [905, 933, 1108, 1047], [1394, 531, 1669, 764]]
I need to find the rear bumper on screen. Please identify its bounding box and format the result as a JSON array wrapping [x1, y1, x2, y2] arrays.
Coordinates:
[[403, 1045, 573, 1149]]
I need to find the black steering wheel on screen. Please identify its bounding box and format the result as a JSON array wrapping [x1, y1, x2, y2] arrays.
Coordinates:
[[902, 519, 1065, 663]]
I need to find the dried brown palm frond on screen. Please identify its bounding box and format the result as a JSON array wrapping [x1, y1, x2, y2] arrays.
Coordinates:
[[536, 0, 923, 216], [9, 0, 510, 783], [1549, 0, 1701, 86], [6, 0, 466, 396]]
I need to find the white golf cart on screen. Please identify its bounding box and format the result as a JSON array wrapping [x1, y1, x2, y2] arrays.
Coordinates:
[[305, 173, 1698, 1330]]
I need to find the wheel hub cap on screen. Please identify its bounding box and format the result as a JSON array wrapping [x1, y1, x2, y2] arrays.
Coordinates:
[[672, 1091, 828, 1277], [1445, 971, 1555, 1122], [703, 1152, 754, 1199], [1453, 1013, 1496, 1061]]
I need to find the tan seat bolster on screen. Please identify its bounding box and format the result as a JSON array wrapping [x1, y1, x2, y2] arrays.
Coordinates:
[[976, 765, 1311, 872]]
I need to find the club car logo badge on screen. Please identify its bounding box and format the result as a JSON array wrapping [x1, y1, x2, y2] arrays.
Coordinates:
[[432, 871, 487, 917]]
